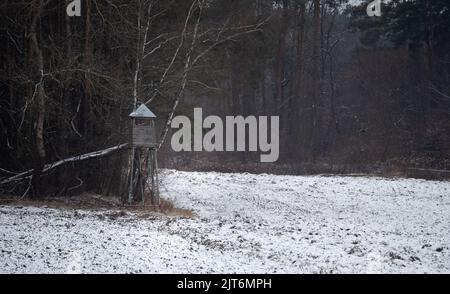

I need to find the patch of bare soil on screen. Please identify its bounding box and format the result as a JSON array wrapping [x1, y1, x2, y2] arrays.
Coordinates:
[[0, 193, 195, 218]]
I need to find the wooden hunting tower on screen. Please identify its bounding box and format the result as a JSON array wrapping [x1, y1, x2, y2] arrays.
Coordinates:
[[129, 104, 157, 148], [128, 104, 159, 205]]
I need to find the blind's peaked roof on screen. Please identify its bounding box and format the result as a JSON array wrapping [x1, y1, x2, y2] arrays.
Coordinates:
[[129, 104, 156, 118]]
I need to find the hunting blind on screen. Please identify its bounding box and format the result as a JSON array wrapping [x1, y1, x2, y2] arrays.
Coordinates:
[[129, 104, 157, 148], [128, 104, 159, 205]]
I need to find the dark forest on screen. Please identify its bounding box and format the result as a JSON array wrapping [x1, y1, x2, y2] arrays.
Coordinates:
[[1, 0, 449, 198]]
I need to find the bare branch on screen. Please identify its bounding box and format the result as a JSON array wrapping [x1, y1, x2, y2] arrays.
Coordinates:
[[0, 143, 128, 186]]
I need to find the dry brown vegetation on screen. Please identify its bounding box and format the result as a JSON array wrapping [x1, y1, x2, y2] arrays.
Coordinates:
[[0, 193, 195, 218]]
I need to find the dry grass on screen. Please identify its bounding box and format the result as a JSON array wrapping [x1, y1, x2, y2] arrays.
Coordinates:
[[0, 193, 195, 218]]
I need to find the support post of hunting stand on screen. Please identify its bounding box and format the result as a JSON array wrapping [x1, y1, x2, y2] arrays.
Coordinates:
[[128, 104, 159, 205], [127, 147, 136, 204]]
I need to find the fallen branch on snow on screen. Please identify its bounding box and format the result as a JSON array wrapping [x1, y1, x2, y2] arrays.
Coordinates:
[[0, 143, 128, 186]]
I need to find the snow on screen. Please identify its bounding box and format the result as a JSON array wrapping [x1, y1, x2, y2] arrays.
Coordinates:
[[1, 170, 449, 273]]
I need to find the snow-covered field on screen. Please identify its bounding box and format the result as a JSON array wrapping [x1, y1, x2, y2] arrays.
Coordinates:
[[1, 170, 449, 273]]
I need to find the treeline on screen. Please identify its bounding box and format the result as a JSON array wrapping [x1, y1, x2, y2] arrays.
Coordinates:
[[0, 0, 269, 196], [161, 0, 450, 173], [0, 1, 449, 196]]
